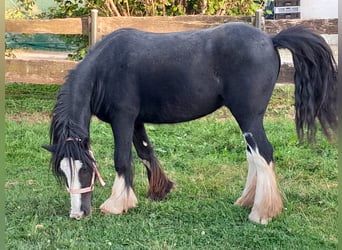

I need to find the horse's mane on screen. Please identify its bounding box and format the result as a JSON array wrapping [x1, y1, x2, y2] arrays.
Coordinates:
[[48, 72, 95, 182], [47, 33, 113, 182]]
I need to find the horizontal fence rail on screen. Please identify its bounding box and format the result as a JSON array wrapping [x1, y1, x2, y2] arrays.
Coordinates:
[[5, 18, 89, 35], [5, 59, 77, 85], [5, 14, 338, 85], [5, 16, 337, 35]]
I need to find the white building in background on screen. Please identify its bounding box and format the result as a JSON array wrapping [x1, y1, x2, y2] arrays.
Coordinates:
[[301, 0, 338, 49], [300, 0, 338, 19]]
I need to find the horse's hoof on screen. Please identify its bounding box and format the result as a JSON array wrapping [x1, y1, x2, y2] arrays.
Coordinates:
[[100, 204, 123, 215], [147, 180, 174, 201], [248, 211, 272, 225], [70, 211, 85, 220], [100, 190, 138, 215], [234, 197, 254, 208]]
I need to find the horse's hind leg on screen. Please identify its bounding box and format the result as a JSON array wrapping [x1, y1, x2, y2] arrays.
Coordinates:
[[133, 122, 173, 200], [233, 115, 283, 224]]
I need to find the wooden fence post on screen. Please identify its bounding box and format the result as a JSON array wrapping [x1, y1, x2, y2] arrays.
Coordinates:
[[89, 9, 98, 47], [255, 9, 264, 30]]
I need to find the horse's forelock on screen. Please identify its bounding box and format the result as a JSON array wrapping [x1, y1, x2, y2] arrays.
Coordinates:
[[51, 138, 94, 184], [49, 102, 93, 182]]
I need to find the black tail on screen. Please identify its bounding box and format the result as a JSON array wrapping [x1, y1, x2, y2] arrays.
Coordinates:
[[272, 26, 338, 143]]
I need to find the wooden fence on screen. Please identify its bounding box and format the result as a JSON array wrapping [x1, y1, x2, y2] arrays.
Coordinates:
[[5, 13, 338, 85]]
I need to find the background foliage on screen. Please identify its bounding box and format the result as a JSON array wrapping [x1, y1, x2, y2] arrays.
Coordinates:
[[7, 0, 266, 18], [5, 0, 36, 19]]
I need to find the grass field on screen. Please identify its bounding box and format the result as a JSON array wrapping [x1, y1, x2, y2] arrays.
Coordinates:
[[5, 83, 337, 249]]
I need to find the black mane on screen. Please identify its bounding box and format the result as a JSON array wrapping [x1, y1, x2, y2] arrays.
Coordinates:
[[48, 73, 95, 181]]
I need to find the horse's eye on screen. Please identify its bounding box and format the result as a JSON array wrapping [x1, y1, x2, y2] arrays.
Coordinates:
[[79, 167, 90, 175]]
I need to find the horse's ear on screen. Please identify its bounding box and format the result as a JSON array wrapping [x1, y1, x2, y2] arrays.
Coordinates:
[[42, 144, 57, 153]]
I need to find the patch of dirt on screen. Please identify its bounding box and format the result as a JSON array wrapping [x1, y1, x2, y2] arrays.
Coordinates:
[[6, 112, 52, 123]]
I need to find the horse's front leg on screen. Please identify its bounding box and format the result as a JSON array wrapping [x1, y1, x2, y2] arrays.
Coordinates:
[[133, 122, 173, 200], [100, 116, 138, 214]]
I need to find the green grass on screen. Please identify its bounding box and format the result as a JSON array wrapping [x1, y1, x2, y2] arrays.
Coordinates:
[[5, 83, 337, 249]]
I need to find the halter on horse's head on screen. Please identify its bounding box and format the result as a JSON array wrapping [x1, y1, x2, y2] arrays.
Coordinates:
[[44, 136, 105, 219]]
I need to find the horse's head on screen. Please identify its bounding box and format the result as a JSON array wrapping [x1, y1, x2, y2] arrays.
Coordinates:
[[43, 138, 105, 219]]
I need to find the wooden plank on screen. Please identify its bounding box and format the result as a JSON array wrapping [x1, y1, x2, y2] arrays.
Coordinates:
[[98, 15, 252, 36], [5, 59, 77, 84], [265, 18, 337, 34], [5, 18, 89, 35], [96, 16, 338, 37], [5, 58, 294, 85], [5, 16, 337, 36]]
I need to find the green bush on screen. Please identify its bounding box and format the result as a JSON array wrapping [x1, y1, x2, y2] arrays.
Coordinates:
[[42, 0, 263, 17]]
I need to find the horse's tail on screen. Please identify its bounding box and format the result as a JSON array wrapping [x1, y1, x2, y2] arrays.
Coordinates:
[[272, 26, 338, 143]]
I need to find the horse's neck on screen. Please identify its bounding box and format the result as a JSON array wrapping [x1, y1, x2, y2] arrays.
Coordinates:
[[57, 78, 94, 137]]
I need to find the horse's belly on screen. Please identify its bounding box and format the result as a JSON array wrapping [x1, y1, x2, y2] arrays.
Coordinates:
[[138, 97, 222, 124]]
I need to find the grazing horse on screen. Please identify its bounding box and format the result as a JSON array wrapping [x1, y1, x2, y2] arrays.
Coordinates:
[[43, 22, 337, 224]]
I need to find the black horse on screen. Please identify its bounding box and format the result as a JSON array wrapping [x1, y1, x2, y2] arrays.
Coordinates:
[[44, 22, 337, 224]]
